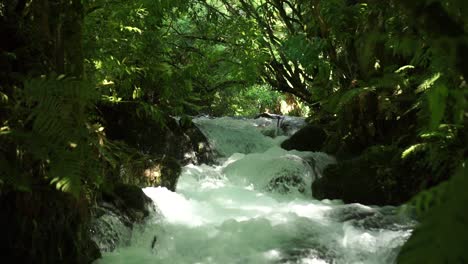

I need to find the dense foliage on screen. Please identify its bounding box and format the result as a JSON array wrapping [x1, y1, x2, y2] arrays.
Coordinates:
[[1, 0, 467, 262]]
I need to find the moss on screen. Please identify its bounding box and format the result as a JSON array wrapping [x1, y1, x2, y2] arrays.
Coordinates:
[[99, 104, 214, 165], [121, 156, 181, 191]]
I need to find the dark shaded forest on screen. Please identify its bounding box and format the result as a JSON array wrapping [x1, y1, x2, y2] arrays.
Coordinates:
[[0, 0, 467, 263]]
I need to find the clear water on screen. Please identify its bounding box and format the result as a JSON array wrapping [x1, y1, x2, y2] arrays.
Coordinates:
[[96, 117, 414, 264]]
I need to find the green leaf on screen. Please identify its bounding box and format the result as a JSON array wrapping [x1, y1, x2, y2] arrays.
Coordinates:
[[401, 143, 426, 159], [427, 83, 448, 129], [415, 73, 441, 93], [395, 65, 415, 74], [398, 162, 468, 264]]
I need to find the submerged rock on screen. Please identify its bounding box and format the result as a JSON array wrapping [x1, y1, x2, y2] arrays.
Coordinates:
[[253, 115, 307, 138], [281, 124, 327, 152], [266, 172, 307, 194], [327, 204, 414, 231]]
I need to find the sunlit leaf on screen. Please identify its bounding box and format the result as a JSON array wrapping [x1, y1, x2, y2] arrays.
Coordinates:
[[427, 83, 448, 129], [401, 143, 426, 159], [415, 73, 441, 93]]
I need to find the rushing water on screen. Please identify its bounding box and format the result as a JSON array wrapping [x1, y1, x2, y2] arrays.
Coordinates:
[[96, 117, 414, 264]]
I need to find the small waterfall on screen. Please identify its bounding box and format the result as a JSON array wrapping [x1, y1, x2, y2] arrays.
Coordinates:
[[95, 117, 414, 264], [193, 117, 282, 157]]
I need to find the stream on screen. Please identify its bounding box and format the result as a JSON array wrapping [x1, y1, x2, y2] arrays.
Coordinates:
[[96, 117, 414, 264]]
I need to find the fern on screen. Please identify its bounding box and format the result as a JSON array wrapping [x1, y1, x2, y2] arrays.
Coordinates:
[[324, 86, 376, 113], [12, 75, 103, 197], [398, 161, 468, 263], [402, 179, 448, 218]]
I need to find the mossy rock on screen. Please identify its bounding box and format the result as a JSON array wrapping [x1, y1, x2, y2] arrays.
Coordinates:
[[125, 156, 181, 191], [281, 125, 327, 152], [158, 156, 182, 191], [322, 133, 370, 161], [99, 104, 214, 165], [92, 183, 154, 252]]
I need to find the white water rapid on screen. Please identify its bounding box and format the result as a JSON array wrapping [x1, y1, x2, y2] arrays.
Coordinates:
[[96, 117, 414, 264]]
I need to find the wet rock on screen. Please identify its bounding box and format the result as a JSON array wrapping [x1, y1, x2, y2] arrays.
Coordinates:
[[100, 183, 154, 223], [260, 127, 279, 138], [329, 204, 378, 222], [266, 174, 306, 194], [279, 248, 336, 264], [279, 116, 307, 136], [91, 183, 155, 252], [264, 155, 316, 194], [327, 204, 415, 231], [111, 184, 154, 221], [89, 204, 132, 252], [176, 116, 217, 165], [281, 125, 327, 152]]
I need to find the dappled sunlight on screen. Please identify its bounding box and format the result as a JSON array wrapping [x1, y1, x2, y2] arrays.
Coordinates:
[[3, 0, 466, 262]]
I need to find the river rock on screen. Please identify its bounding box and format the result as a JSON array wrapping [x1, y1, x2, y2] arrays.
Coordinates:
[[279, 116, 307, 135], [99, 103, 215, 165], [110, 183, 154, 221], [266, 173, 306, 194], [281, 124, 327, 152], [122, 156, 182, 191], [90, 183, 155, 252], [313, 137, 463, 206], [312, 145, 401, 205]]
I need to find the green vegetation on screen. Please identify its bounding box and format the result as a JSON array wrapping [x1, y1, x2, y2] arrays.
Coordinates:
[[1, 0, 467, 263]]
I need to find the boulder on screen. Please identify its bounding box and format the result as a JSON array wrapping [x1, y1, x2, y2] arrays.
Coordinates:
[[110, 183, 154, 221], [91, 183, 155, 252], [122, 156, 182, 191], [177, 116, 215, 165], [312, 145, 401, 205], [313, 137, 463, 206], [99, 103, 215, 166], [281, 124, 327, 152]]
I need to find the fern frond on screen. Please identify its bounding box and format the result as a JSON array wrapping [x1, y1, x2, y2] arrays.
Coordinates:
[[17, 75, 102, 195], [325, 86, 376, 113], [403, 180, 448, 218], [398, 162, 468, 263]]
